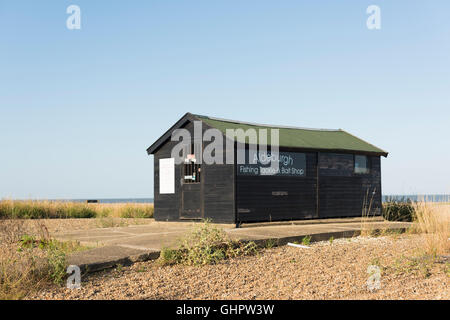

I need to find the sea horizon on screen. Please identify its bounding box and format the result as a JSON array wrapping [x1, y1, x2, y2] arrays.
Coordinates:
[[2, 194, 450, 203]]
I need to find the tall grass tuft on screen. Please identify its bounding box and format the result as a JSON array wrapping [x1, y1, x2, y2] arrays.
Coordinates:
[[411, 202, 450, 256], [360, 187, 378, 236]]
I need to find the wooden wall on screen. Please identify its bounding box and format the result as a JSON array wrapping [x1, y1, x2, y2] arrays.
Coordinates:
[[153, 119, 382, 223], [199, 121, 235, 223], [153, 120, 235, 223], [318, 153, 382, 218], [153, 137, 182, 221], [235, 152, 318, 223], [202, 161, 235, 223], [235, 151, 382, 222]]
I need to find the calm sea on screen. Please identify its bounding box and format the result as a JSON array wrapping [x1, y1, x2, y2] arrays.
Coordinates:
[[54, 195, 450, 204], [382, 195, 450, 203]]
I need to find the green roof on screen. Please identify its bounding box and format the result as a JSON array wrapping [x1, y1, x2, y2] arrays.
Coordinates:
[[195, 114, 388, 157]]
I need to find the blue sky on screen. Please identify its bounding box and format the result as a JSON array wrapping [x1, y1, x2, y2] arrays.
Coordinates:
[[1, 1, 449, 199]]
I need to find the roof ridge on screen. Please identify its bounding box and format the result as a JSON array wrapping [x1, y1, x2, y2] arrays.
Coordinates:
[[148, 113, 388, 157], [195, 114, 342, 132]]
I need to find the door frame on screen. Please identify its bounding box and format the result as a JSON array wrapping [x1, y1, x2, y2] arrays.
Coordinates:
[[179, 142, 204, 220]]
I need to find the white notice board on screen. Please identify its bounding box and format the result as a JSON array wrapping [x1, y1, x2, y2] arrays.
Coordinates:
[[159, 158, 175, 194]]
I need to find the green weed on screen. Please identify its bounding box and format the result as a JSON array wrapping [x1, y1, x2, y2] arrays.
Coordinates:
[[301, 235, 311, 246]]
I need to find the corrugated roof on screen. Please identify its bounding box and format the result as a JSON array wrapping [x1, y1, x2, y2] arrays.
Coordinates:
[[195, 114, 388, 157]]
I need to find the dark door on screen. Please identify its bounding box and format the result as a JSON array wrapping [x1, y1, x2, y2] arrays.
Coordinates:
[[181, 183, 202, 219], [180, 146, 203, 219]]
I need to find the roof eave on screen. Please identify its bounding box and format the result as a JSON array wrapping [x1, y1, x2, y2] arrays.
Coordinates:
[[233, 143, 388, 157], [146, 112, 201, 155]]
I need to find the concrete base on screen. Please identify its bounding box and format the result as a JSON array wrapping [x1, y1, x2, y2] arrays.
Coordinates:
[[57, 219, 411, 273], [239, 216, 384, 228]]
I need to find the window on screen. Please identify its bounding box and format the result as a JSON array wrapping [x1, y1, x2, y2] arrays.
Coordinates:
[[354, 155, 370, 174], [184, 162, 201, 183], [183, 143, 201, 183]]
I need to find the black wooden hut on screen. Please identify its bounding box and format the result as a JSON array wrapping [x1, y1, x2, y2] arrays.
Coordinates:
[[146, 113, 388, 224]]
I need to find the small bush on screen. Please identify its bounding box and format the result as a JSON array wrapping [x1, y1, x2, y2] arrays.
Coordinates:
[[159, 247, 182, 265], [383, 200, 415, 222], [159, 220, 258, 266], [46, 243, 67, 285], [15, 235, 77, 285]]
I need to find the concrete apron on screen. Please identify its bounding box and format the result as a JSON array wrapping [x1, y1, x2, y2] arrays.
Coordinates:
[[60, 219, 412, 273]]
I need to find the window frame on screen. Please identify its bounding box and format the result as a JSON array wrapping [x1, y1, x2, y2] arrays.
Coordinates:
[[354, 154, 370, 174], [182, 142, 202, 184]]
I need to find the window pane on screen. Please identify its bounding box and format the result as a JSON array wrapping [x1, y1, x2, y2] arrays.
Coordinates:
[[183, 143, 202, 183], [355, 155, 369, 174]]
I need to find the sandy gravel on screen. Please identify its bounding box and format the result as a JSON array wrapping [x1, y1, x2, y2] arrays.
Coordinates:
[[5, 218, 154, 235], [29, 235, 449, 300]]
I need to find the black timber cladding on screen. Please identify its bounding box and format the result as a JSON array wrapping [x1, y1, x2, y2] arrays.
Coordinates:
[[235, 151, 318, 223], [318, 153, 382, 218], [148, 113, 387, 224], [153, 118, 235, 223]]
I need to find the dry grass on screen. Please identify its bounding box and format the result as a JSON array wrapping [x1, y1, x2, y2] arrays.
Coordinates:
[[0, 200, 153, 300], [362, 197, 449, 256], [0, 244, 47, 299], [0, 200, 154, 219], [0, 219, 86, 300], [96, 203, 154, 218], [411, 202, 450, 256], [360, 188, 380, 236]]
